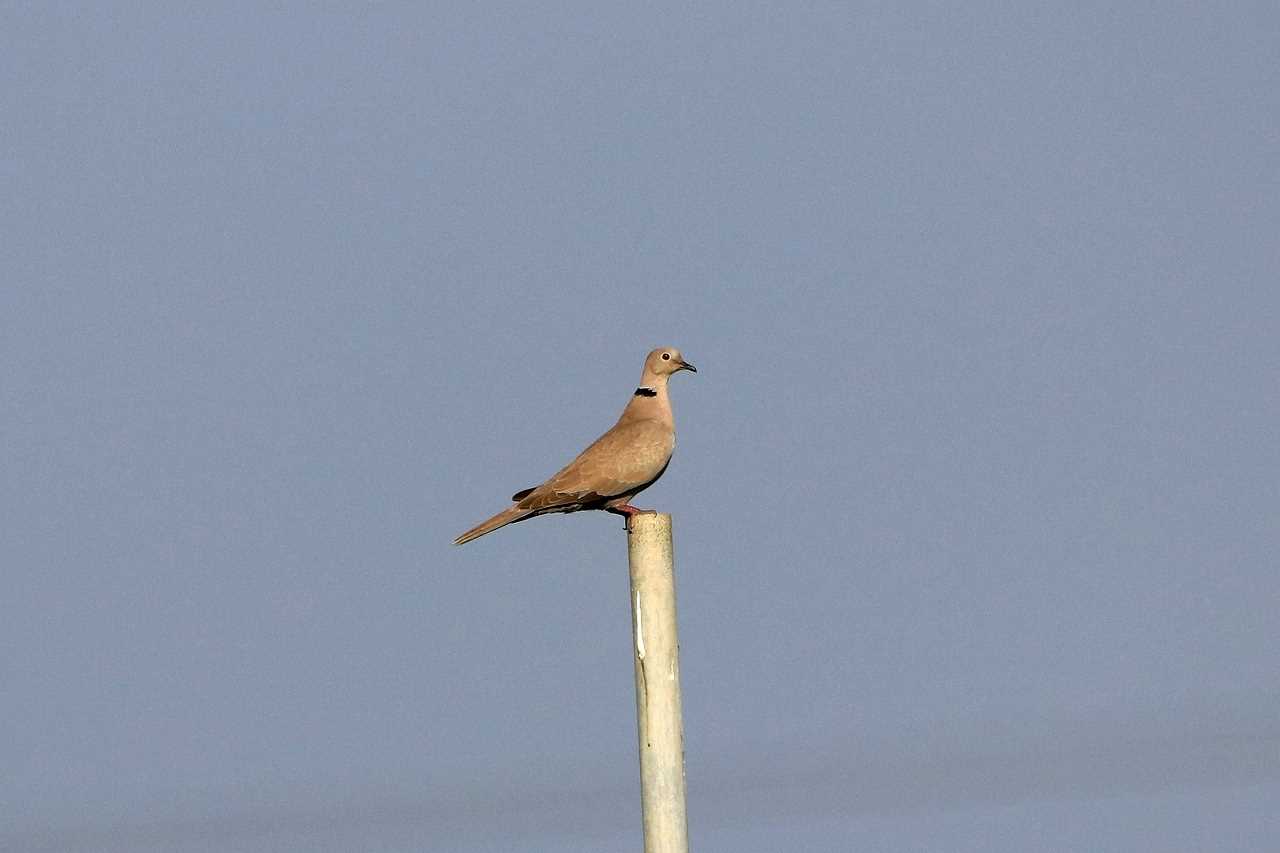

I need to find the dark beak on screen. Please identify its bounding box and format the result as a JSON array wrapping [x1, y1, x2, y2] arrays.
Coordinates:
[[678, 360, 697, 373]]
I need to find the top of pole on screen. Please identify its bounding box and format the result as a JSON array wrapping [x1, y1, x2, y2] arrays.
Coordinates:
[[628, 511, 672, 537], [627, 513, 674, 572]]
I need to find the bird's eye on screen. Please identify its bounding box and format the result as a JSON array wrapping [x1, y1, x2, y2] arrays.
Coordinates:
[[661, 353, 671, 360]]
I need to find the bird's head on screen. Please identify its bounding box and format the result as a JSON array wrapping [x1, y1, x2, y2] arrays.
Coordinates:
[[645, 347, 697, 378]]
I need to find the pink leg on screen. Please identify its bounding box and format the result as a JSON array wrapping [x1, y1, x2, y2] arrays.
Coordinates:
[[607, 503, 658, 530], [610, 504, 654, 516]]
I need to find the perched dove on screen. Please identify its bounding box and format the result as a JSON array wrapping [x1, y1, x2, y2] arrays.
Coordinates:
[[453, 347, 697, 545]]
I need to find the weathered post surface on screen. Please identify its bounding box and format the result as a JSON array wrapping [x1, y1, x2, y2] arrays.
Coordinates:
[[627, 512, 689, 853]]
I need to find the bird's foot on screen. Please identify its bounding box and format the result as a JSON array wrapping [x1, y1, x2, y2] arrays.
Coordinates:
[[608, 504, 656, 531]]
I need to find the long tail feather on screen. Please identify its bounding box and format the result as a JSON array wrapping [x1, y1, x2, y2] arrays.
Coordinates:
[[453, 506, 531, 546]]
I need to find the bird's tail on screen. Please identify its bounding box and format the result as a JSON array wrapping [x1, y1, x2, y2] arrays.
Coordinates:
[[453, 506, 531, 546]]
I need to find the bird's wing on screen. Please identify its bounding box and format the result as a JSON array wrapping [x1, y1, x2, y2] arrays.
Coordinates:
[[517, 419, 675, 511]]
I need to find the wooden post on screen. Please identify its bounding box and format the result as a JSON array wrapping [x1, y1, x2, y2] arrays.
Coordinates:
[[627, 513, 689, 853]]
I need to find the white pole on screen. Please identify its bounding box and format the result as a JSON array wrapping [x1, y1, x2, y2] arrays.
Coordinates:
[[627, 513, 690, 853]]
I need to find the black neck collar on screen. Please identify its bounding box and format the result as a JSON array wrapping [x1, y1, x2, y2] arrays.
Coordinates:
[[633, 386, 657, 397]]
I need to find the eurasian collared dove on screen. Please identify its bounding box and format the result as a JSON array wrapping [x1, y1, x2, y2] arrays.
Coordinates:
[[453, 347, 696, 545]]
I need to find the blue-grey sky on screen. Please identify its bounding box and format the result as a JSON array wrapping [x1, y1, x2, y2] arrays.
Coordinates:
[[4, 4, 1278, 851]]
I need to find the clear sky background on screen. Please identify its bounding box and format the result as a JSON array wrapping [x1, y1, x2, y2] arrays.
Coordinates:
[[4, 4, 1278, 852]]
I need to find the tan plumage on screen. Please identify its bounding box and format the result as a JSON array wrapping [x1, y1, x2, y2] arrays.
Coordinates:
[[453, 347, 697, 545]]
